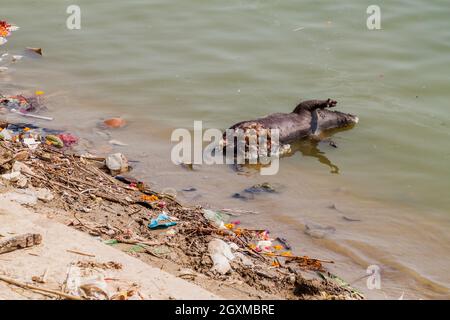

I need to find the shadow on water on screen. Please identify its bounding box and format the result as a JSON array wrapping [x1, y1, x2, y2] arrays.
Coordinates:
[[288, 138, 340, 174]]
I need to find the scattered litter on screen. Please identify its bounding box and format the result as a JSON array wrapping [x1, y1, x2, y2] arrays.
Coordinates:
[[276, 237, 292, 250], [0, 91, 53, 121], [0, 123, 74, 154], [256, 240, 273, 253], [105, 153, 129, 175], [23, 137, 40, 150], [141, 194, 158, 202], [0, 21, 18, 46], [32, 268, 49, 284], [11, 109, 53, 121], [35, 187, 54, 202], [0, 94, 39, 113], [63, 261, 143, 300], [0, 274, 82, 300], [148, 213, 177, 229], [45, 135, 64, 148], [58, 133, 78, 147], [208, 239, 235, 274], [65, 265, 110, 299], [0, 116, 363, 300], [0, 128, 12, 140], [203, 209, 228, 229]]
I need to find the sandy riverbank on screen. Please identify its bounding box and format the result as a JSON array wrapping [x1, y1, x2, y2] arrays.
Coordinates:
[[0, 198, 220, 300]]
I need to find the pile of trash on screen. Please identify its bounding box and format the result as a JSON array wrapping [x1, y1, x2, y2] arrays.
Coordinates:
[[0, 92, 53, 120], [64, 261, 145, 300], [0, 94, 39, 113], [0, 120, 77, 150]]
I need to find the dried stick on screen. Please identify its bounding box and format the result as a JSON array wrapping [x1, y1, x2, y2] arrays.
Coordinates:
[[66, 249, 95, 258], [0, 274, 83, 300]]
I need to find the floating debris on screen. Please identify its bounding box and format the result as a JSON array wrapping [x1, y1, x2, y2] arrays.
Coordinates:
[[0, 21, 18, 45], [182, 187, 197, 192], [0, 94, 39, 113], [25, 47, 42, 56], [231, 192, 254, 201], [0, 93, 53, 121], [304, 223, 336, 239], [244, 182, 277, 194], [342, 216, 361, 222], [104, 118, 126, 129]]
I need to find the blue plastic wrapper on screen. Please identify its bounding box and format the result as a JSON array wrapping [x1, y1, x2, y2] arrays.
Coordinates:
[[148, 213, 177, 229]]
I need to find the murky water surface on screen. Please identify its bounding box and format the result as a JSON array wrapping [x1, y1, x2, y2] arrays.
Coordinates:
[[2, 0, 450, 298]]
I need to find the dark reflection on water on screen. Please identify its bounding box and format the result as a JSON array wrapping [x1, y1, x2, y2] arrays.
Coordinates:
[[232, 125, 357, 175], [288, 139, 340, 174], [286, 125, 356, 174]]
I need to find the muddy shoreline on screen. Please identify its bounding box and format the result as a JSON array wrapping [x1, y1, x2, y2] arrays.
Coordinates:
[[0, 119, 364, 299]]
